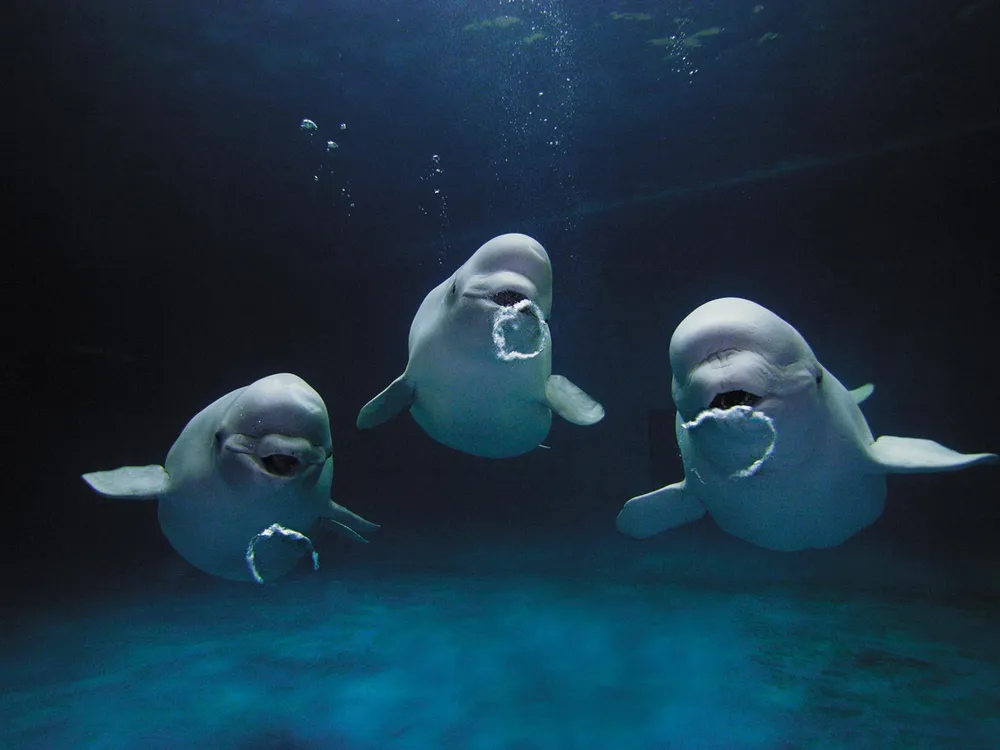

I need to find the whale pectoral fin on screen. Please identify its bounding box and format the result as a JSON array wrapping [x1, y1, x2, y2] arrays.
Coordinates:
[[616, 480, 707, 539], [320, 518, 371, 544], [545, 374, 605, 426], [322, 500, 380, 542], [357, 375, 415, 429], [82, 465, 170, 499], [867, 436, 998, 474], [850, 383, 875, 404]]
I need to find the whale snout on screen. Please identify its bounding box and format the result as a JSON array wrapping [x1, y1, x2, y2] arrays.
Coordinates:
[[675, 349, 772, 417]]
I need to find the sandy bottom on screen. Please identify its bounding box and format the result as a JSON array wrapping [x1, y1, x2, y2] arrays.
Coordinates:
[[3, 525, 998, 749]]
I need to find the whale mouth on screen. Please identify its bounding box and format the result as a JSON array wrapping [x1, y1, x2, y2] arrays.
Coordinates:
[[260, 454, 302, 476], [491, 290, 529, 307], [222, 432, 327, 479], [709, 390, 762, 410]]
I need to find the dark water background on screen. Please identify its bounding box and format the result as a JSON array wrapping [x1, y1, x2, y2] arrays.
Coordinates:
[[5, 1, 1000, 747]]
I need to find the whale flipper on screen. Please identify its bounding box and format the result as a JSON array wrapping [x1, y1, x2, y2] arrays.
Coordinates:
[[867, 436, 998, 474], [321, 518, 371, 543], [82, 465, 170, 499], [616, 481, 707, 539], [357, 375, 415, 429], [850, 383, 874, 404], [323, 500, 380, 539], [545, 374, 605, 426]]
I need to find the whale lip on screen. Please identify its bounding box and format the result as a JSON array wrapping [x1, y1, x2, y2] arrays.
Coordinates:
[[463, 289, 542, 319], [463, 289, 533, 305], [222, 433, 328, 478], [708, 389, 763, 411], [490, 290, 528, 307]]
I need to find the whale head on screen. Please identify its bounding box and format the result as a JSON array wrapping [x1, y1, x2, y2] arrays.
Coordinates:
[[669, 297, 823, 422], [668, 298, 825, 476], [449, 233, 553, 320], [216, 373, 333, 487]]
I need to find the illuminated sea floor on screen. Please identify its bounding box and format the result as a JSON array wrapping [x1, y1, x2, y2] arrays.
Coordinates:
[[3, 526, 999, 750]]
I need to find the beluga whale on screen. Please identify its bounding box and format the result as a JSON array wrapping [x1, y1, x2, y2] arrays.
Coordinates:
[[357, 233, 604, 457], [616, 297, 996, 550], [83, 373, 379, 583]]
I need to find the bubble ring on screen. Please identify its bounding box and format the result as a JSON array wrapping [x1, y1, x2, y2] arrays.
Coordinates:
[[681, 405, 777, 479], [245, 523, 320, 584], [492, 299, 550, 362]]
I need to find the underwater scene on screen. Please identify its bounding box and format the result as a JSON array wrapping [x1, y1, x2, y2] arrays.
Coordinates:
[[7, 0, 1000, 748]]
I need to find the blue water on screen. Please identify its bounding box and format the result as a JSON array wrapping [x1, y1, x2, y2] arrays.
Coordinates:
[[6, 0, 999, 748], [5, 527, 1000, 749]]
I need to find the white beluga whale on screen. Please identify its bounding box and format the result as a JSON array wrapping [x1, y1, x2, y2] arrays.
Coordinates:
[[357, 233, 604, 457], [616, 297, 996, 550], [83, 373, 378, 582]]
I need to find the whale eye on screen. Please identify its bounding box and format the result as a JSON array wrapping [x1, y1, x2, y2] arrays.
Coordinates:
[[816, 371, 824, 386], [710, 390, 762, 410], [261, 454, 301, 476], [491, 290, 527, 307]]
